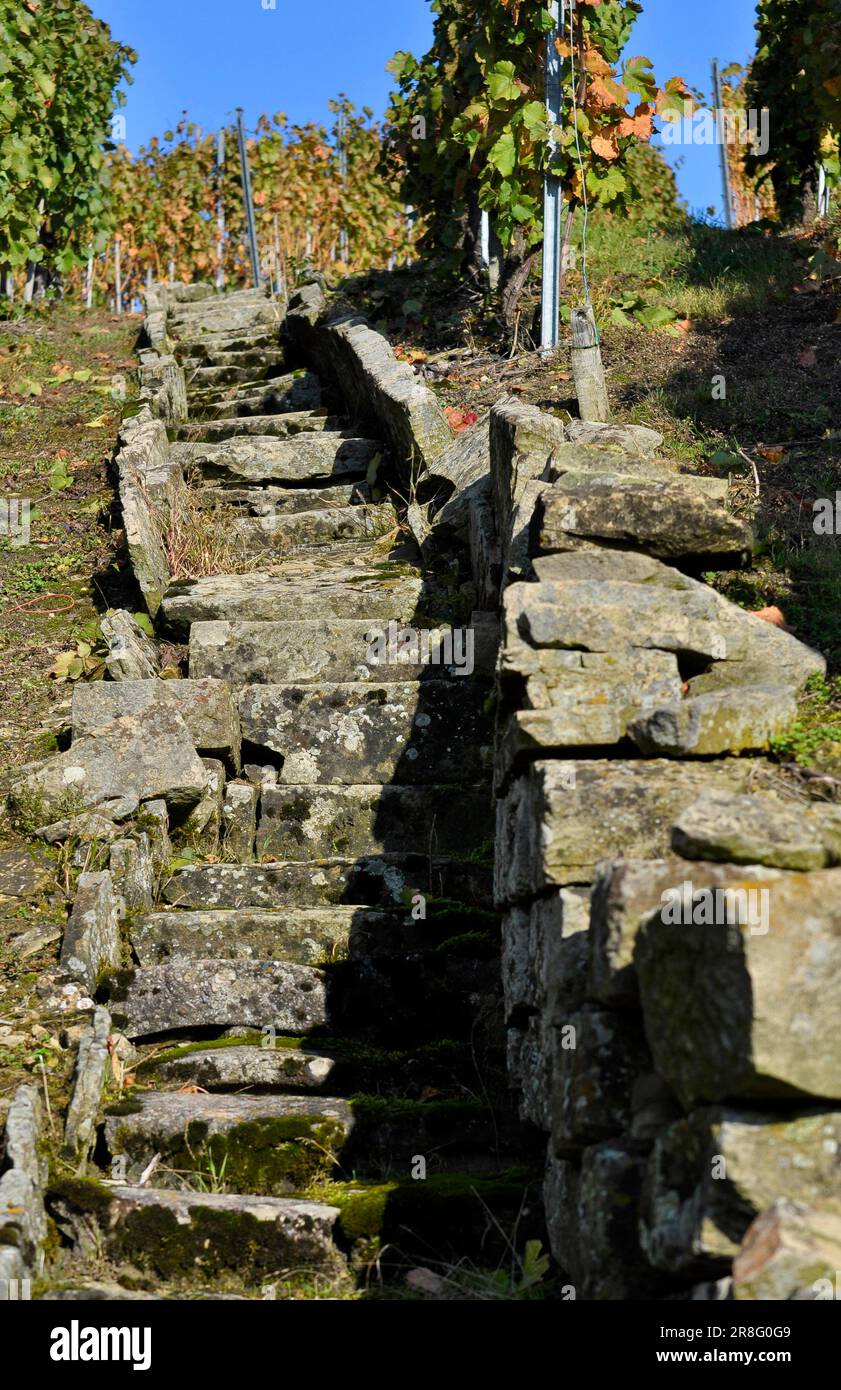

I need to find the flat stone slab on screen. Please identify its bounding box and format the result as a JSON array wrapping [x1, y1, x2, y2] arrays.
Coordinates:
[[196, 482, 364, 514], [257, 783, 493, 860], [189, 619, 474, 685], [172, 434, 381, 485], [240, 681, 490, 784], [110, 958, 327, 1038], [72, 678, 241, 767], [189, 372, 323, 418], [130, 906, 398, 966], [64, 1186, 344, 1281], [638, 867, 841, 1105], [671, 790, 841, 870], [501, 552, 824, 757], [103, 1092, 353, 1191], [173, 411, 339, 442], [0, 846, 54, 901], [641, 1107, 841, 1275], [8, 708, 208, 821], [161, 566, 423, 634], [161, 856, 493, 911], [60, 871, 121, 993], [235, 502, 396, 551], [151, 1044, 337, 1090], [495, 758, 760, 902]]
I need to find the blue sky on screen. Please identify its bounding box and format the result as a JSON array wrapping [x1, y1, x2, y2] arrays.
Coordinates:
[[95, 0, 761, 218]]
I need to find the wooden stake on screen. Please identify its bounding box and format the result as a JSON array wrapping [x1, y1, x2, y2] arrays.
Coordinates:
[[570, 305, 610, 422]]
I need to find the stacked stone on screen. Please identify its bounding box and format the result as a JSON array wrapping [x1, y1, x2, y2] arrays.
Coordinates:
[[488, 398, 841, 1300]]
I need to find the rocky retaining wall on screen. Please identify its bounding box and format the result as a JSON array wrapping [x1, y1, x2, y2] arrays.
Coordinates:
[[457, 396, 841, 1299]]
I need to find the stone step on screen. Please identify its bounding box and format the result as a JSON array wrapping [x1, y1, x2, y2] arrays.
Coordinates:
[[171, 434, 382, 485], [161, 565, 423, 635], [172, 412, 340, 442], [131, 898, 497, 968], [239, 680, 491, 783], [255, 784, 493, 861], [130, 906, 403, 967], [49, 1184, 346, 1284], [101, 1090, 519, 1190], [103, 1091, 353, 1190], [149, 1041, 338, 1091], [174, 329, 282, 361], [161, 857, 493, 911], [232, 503, 396, 550], [182, 348, 286, 373], [108, 958, 327, 1038], [187, 371, 322, 418], [194, 481, 369, 515], [186, 359, 288, 388], [189, 619, 482, 684], [141, 1034, 489, 1096]]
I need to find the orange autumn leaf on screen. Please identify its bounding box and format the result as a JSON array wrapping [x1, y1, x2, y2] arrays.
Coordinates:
[[591, 130, 620, 161], [445, 407, 479, 434], [618, 110, 654, 139], [753, 606, 793, 633], [757, 446, 785, 463], [588, 74, 629, 111]]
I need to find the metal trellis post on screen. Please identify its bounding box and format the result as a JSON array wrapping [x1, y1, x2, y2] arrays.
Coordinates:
[[541, 0, 564, 353], [236, 108, 262, 287], [337, 107, 349, 263], [216, 130, 227, 289], [712, 60, 734, 230]]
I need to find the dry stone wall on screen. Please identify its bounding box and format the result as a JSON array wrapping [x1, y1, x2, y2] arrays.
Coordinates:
[[480, 396, 841, 1300]]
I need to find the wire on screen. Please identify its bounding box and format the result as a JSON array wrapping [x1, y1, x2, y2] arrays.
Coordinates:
[[567, 0, 594, 320]]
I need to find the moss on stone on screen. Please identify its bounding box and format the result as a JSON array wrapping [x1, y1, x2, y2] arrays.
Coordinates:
[[49, 1176, 116, 1220]]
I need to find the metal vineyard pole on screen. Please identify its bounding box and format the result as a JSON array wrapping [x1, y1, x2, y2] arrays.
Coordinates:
[[216, 130, 227, 289], [712, 60, 734, 230], [541, 0, 565, 352], [84, 256, 94, 309], [337, 107, 349, 263], [114, 237, 123, 314], [236, 108, 262, 287]]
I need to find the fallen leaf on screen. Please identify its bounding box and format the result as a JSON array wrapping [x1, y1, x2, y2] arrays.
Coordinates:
[[753, 606, 794, 633], [444, 407, 479, 434], [757, 447, 785, 463], [797, 348, 818, 368]]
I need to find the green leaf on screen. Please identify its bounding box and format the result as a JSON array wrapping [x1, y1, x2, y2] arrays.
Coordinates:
[[487, 130, 517, 177]]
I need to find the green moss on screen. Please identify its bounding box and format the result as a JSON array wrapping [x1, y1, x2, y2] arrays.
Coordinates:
[[433, 929, 496, 957], [138, 1034, 302, 1071], [104, 1099, 144, 1117], [308, 1169, 540, 1250], [770, 674, 841, 767], [114, 1201, 345, 1283], [49, 1177, 115, 1220]]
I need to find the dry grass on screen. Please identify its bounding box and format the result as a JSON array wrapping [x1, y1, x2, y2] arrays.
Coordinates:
[[163, 469, 258, 580]]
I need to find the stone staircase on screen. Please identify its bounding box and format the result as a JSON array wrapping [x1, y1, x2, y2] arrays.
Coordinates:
[[48, 288, 537, 1298]]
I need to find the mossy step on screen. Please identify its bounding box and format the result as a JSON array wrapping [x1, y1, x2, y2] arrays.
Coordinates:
[[106, 957, 327, 1040], [187, 371, 322, 419], [182, 348, 287, 373], [139, 1035, 489, 1098], [253, 783, 494, 861], [305, 1169, 544, 1265], [100, 1091, 527, 1192], [160, 564, 422, 634], [189, 619, 490, 686], [131, 904, 498, 968], [233, 502, 397, 551], [161, 856, 494, 911], [102, 1092, 353, 1192], [171, 434, 382, 485], [172, 413, 341, 443], [174, 330, 282, 361], [193, 481, 365, 513], [49, 1181, 346, 1285], [131, 906, 404, 967]]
